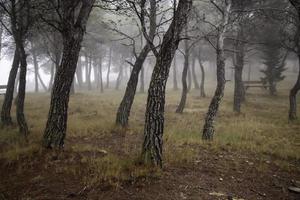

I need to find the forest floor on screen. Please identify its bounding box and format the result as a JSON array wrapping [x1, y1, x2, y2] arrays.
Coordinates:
[[0, 85, 300, 200]]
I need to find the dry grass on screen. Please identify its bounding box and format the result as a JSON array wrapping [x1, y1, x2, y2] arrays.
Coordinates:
[[0, 82, 299, 183]]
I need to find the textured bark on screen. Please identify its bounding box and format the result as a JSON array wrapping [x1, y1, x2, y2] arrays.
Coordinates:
[[176, 33, 189, 114], [1, 49, 20, 125], [289, 54, 300, 120], [142, 0, 192, 167], [116, 45, 151, 126], [233, 27, 245, 113], [43, 0, 95, 148], [116, 0, 156, 127], [16, 44, 29, 136], [173, 54, 179, 90], [202, 0, 232, 140], [191, 56, 200, 89]]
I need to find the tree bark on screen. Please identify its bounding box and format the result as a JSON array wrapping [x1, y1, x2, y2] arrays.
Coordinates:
[[176, 31, 189, 114], [289, 54, 300, 120], [142, 0, 192, 167], [1, 49, 20, 125], [233, 27, 245, 113], [116, 45, 151, 126], [202, 0, 232, 140], [16, 43, 29, 136], [37, 70, 47, 91], [43, 0, 94, 148]]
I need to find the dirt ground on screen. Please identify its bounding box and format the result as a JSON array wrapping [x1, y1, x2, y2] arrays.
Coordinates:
[[0, 130, 299, 200]]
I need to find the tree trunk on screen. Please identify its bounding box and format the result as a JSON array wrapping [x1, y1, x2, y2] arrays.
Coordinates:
[[173, 54, 179, 90], [1, 49, 20, 125], [233, 27, 245, 113], [202, 1, 232, 140], [142, 0, 192, 167], [197, 52, 206, 98], [16, 44, 29, 136], [289, 54, 300, 120], [176, 32, 189, 114], [191, 56, 200, 89], [43, 0, 94, 148], [76, 56, 83, 88], [187, 64, 192, 92], [116, 45, 151, 126], [37, 70, 47, 91], [106, 47, 112, 89]]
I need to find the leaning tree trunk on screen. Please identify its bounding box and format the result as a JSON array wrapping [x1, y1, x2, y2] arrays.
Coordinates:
[[191, 56, 200, 89], [233, 27, 245, 113], [176, 33, 189, 114], [37, 71, 47, 91], [142, 0, 192, 167], [197, 52, 206, 97], [98, 57, 104, 93], [43, 0, 94, 148], [173, 54, 179, 90], [1, 49, 20, 125], [289, 54, 300, 120], [116, 45, 151, 126], [16, 44, 29, 136], [202, 1, 231, 140]]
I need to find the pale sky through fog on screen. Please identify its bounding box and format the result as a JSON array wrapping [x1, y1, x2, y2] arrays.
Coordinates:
[[0, 57, 117, 91]]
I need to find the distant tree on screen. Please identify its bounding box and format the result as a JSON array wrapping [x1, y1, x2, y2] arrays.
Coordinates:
[[260, 25, 287, 96]]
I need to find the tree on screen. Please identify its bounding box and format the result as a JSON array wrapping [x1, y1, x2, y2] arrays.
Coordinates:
[[42, 0, 95, 148], [141, 0, 192, 167], [260, 25, 287, 96], [202, 0, 232, 140], [288, 0, 300, 120], [115, 0, 157, 127], [0, 0, 32, 136]]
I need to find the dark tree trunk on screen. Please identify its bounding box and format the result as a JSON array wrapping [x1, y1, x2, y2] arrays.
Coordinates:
[[289, 54, 300, 120], [1, 49, 20, 125], [176, 32, 189, 114], [116, 45, 151, 126], [197, 51, 206, 98], [43, 0, 94, 148], [115, 0, 156, 127], [233, 27, 245, 113], [142, 0, 192, 167], [140, 66, 145, 93], [202, 1, 232, 140], [106, 47, 112, 89], [191, 56, 200, 89], [173, 54, 179, 90], [16, 44, 29, 136]]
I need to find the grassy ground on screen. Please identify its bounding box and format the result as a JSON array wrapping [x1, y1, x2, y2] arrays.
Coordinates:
[[0, 82, 300, 199]]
